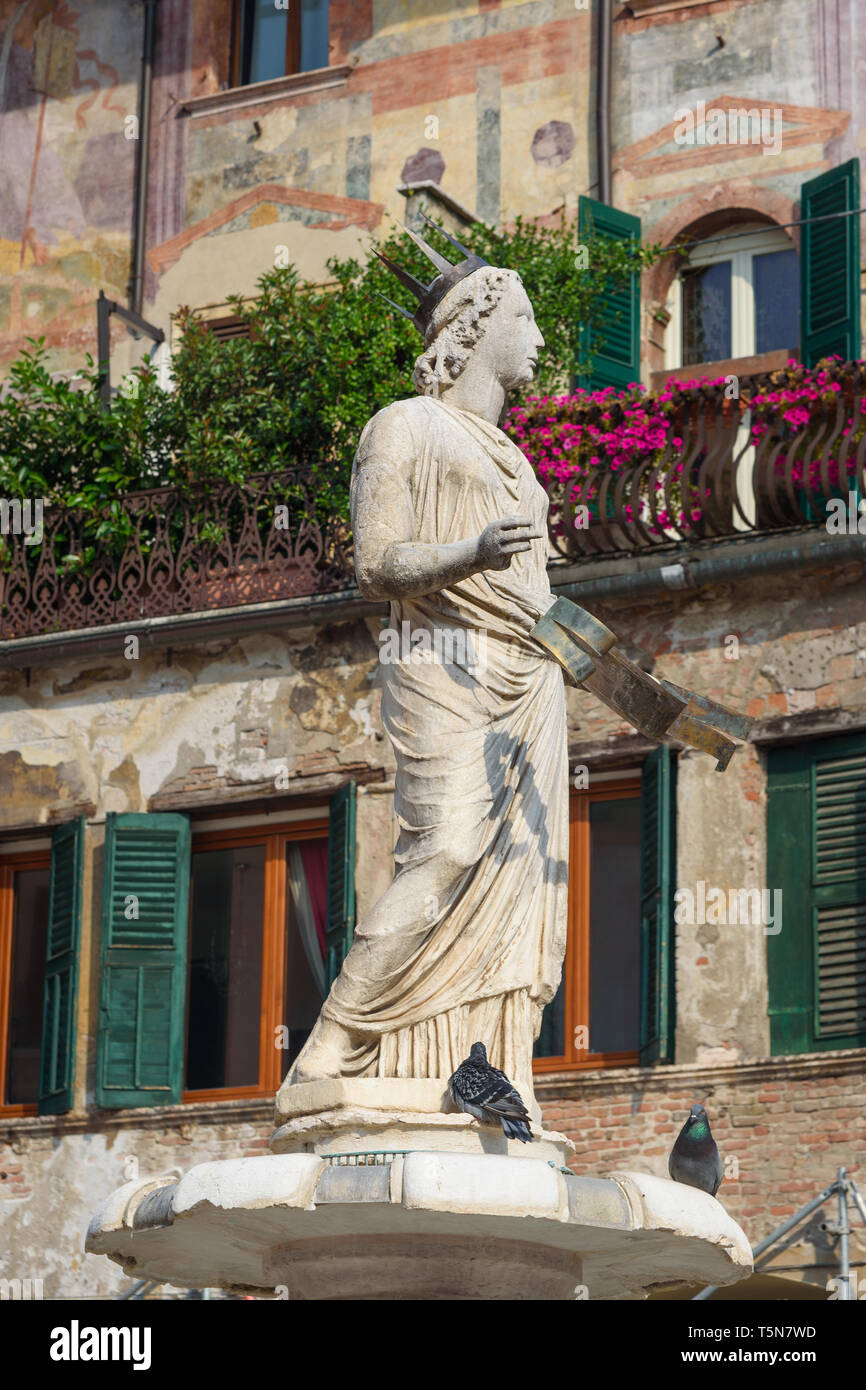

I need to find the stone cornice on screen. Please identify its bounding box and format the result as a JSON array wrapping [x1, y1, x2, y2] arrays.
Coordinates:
[[178, 65, 353, 119], [4, 1049, 863, 1143], [534, 1048, 866, 1100], [0, 1096, 274, 1144]]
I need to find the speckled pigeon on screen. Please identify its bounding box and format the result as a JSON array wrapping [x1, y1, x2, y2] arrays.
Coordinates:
[[668, 1103, 723, 1196], [448, 1041, 534, 1142]]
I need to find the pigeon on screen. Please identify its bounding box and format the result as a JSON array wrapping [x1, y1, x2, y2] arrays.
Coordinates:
[[448, 1041, 534, 1143], [668, 1103, 723, 1197]]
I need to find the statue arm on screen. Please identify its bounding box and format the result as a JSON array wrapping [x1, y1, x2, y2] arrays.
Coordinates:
[[351, 435, 540, 603]]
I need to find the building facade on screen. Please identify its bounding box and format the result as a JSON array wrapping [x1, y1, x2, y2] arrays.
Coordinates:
[[1, 0, 865, 1299]]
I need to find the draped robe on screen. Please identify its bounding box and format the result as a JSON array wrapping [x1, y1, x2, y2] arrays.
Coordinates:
[[292, 394, 568, 1102]]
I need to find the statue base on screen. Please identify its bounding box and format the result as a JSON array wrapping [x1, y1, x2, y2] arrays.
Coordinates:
[[270, 1077, 565, 1161], [85, 1153, 752, 1300]]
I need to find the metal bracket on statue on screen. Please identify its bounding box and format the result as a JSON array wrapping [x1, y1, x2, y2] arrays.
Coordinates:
[[659, 679, 755, 743], [531, 607, 596, 687], [543, 597, 618, 659], [665, 709, 738, 772], [529, 599, 753, 771]]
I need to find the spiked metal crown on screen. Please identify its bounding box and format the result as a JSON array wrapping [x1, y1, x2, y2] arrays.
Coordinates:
[[376, 211, 490, 336]]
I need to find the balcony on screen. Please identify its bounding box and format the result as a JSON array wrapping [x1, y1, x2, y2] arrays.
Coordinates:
[[0, 467, 352, 642], [528, 364, 866, 560], [2, 367, 865, 644]]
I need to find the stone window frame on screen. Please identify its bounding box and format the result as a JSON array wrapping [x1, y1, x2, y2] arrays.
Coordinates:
[[662, 222, 799, 374], [182, 816, 327, 1104], [0, 847, 50, 1119], [533, 774, 643, 1076], [621, 0, 727, 16]]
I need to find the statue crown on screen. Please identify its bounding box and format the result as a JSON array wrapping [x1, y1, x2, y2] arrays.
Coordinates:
[[375, 211, 490, 335]]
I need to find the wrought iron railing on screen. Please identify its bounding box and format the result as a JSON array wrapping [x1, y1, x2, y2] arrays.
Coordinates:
[[542, 376, 866, 560], [3, 380, 864, 641], [0, 467, 353, 640]]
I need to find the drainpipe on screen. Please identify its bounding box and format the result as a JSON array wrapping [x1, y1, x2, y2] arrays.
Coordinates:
[[554, 531, 866, 603], [596, 0, 613, 204], [130, 0, 158, 315]]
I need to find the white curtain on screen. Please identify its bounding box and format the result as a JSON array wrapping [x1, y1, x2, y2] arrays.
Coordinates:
[[288, 843, 326, 998]]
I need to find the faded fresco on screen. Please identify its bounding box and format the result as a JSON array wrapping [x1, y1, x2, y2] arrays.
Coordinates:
[[0, 0, 139, 373]]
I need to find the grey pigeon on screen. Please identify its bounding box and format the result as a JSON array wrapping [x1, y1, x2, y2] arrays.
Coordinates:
[[448, 1041, 533, 1142], [668, 1103, 723, 1196]]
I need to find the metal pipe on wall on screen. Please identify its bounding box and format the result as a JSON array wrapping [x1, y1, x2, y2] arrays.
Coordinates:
[[596, 0, 613, 204], [130, 0, 158, 315], [556, 532, 866, 603]]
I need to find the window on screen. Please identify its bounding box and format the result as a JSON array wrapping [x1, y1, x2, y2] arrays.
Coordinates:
[[665, 224, 800, 370], [767, 733, 866, 1055], [95, 805, 349, 1110], [185, 823, 328, 1098], [534, 748, 677, 1073], [534, 778, 644, 1071], [0, 852, 50, 1114], [233, 0, 329, 87]]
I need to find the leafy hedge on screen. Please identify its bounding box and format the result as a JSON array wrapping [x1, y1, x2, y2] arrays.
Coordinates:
[[0, 217, 662, 546]]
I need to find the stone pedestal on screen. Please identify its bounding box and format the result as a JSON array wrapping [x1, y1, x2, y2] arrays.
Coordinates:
[[86, 1148, 752, 1300], [270, 1077, 565, 1160]]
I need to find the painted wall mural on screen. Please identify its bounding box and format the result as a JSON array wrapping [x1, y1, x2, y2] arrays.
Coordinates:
[[0, 0, 140, 372]]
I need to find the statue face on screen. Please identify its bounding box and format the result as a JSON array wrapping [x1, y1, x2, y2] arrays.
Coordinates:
[[491, 277, 545, 391]]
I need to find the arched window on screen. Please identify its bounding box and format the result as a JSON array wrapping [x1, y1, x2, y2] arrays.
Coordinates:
[[665, 222, 800, 371]]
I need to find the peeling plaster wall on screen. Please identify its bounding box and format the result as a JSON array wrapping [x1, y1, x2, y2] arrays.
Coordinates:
[[0, 1111, 277, 1299], [561, 562, 866, 1063], [0, 618, 392, 824], [3, 565, 866, 1071], [2, 565, 866, 1296]]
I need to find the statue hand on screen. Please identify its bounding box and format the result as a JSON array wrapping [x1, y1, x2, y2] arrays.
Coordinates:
[[476, 516, 542, 572]]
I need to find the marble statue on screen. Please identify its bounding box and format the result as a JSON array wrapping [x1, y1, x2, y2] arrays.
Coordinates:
[[285, 222, 752, 1112], [287, 235, 566, 1106], [86, 226, 757, 1301]]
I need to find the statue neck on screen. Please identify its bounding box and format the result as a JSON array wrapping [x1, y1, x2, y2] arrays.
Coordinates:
[[440, 359, 506, 427]]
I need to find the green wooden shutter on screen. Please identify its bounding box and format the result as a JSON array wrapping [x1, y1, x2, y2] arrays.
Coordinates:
[[96, 813, 190, 1109], [639, 746, 676, 1064], [578, 195, 642, 390], [767, 734, 866, 1055], [325, 782, 356, 989], [800, 158, 861, 367], [38, 818, 85, 1115]]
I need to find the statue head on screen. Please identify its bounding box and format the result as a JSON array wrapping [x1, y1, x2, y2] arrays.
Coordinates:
[[412, 267, 543, 397], [375, 215, 544, 399]]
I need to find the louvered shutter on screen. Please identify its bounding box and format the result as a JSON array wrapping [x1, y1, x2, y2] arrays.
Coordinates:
[[96, 813, 191, 1108], [325, 782, 356, 989], [767, 735, 866, 1053], [800, 159, 861, 368], [204, 315, 251, 342], [578, 195, 642, 390], [639, 746, 676, 1064], [38, 818, 85, 1115]]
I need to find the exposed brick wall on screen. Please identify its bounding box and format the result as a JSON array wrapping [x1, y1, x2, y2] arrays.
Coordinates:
[[0, 1160, 31, 1201], [538, 1051, 866, 1287]]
